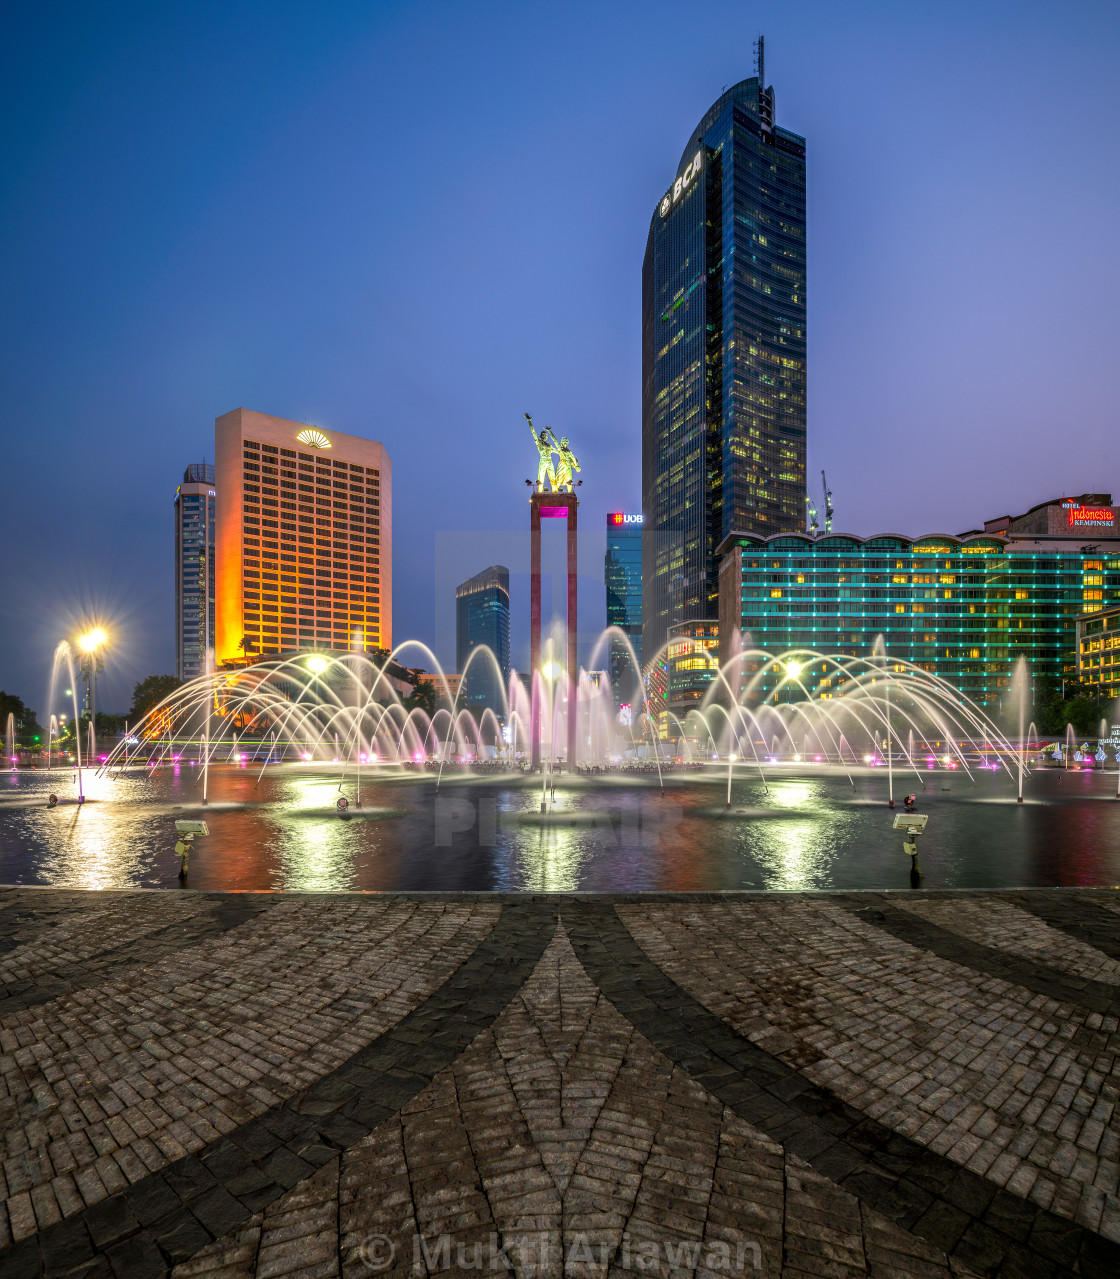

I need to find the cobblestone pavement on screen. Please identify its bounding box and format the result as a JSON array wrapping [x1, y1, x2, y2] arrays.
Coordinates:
[[2, 889, 1120, 1277]]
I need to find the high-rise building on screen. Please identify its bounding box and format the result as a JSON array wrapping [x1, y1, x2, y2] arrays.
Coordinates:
[[214, 408, 391, 664], [1079, 604, 1120, 699], [605, 512, 643, 709], [455, 565, 510, 713], [174, 463, 216, 681], [642, 43, 806, 665]]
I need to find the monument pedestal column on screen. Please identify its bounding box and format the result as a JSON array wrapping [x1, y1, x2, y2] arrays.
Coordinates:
[[529, 490, 578, 770]]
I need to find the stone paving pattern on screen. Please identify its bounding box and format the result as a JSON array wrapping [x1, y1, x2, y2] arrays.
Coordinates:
[[0, 888, 1119, 1277]]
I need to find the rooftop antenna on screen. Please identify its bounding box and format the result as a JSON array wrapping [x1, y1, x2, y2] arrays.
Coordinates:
[[821, 470, 834, 533], [753, 33, 765, 86]]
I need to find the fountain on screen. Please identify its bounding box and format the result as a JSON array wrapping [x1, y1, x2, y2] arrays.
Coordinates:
[[5, 711, 14, 769], [46, 641, 86, 803]]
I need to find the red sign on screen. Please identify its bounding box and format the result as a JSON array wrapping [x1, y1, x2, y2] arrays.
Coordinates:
[[1068, 505, 1115, 527]]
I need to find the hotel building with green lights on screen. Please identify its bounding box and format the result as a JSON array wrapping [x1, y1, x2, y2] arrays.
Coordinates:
[[716, 495, 1120, 707]]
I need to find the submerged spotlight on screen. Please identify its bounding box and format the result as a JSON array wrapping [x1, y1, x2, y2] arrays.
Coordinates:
[[306, 655, 329, 674]]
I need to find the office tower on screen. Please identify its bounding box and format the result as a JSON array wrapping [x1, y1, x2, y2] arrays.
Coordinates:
[[717, 493, 1120, 708], [214, 408, 391, 664], [605, 512, 643, 709], [642, 42, 806, 664], [455, 565, 510, 713], [174, 463, 216, 681]]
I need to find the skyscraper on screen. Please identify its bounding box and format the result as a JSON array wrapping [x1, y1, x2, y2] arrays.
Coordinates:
[[605, 512, 643, 709], [214, 408, 391, 664], [174, 463, 216, 681], [455, 565, 510, 713], [642, 42, 806, 662]]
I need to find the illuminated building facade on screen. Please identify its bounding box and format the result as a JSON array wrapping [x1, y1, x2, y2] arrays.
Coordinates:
[[605, 512, 643, 709], [174, 463, 216, 681], [214, 409, 391, 663], [642, 54, 806, 664], [455, 565, 510, 714], [1079, 605, 1120, 698], [717, 495, 1120, 706], [646, 619, 720, 738]]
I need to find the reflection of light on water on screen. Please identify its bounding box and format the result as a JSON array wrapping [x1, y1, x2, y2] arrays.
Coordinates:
[[44, 795, 138, 889], [270, 774, 364, 890], [275, 814, 356, 891], [513, 793, 591, 891], [769, 782, 813, 809], [748, 818, 820, 891]]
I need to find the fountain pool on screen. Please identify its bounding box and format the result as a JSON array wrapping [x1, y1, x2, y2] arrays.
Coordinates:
[[2, 761, 1119, 893]]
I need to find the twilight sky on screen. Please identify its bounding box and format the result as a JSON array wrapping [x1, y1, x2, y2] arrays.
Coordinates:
[[1, 0, 1118, 713]]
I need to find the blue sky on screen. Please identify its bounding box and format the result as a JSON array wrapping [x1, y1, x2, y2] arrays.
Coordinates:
[[2, 0, 1118, 711]]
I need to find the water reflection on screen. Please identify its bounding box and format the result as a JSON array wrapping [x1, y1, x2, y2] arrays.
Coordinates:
[[0, 764, 1118, 893]]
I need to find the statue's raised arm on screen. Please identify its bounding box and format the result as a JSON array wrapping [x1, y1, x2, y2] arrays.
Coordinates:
[[526, 413, 557, 490]]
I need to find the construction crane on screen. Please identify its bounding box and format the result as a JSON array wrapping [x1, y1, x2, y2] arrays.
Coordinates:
[[805, 493, 818, 536], [821, 470, 834, 534]]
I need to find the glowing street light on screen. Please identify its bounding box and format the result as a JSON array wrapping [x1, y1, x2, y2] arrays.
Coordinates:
[[78, 628, 107, 653], [75, 627, 109, 758]]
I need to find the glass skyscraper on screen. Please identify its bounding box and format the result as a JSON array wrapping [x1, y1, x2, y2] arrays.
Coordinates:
[[174, 463, 216, 681], [605, 512, 643, 709], [456, 565, 511, 714], [642, 55, 806, 665]]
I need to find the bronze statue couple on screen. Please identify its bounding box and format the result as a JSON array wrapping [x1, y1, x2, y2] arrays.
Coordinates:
[[526, 413, 581, 492]]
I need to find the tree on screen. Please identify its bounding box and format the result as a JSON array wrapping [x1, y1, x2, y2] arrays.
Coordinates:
[[1034, 671, 1117, 737], [130, 675, 183, 723], [402, 677, 438, 718], [0, 691, 43, 746]]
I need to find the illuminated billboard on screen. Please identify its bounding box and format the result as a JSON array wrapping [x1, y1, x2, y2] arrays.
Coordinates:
[[1064, 503, 1116, 529]]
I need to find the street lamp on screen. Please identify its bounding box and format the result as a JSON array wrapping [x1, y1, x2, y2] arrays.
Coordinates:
[[76, 628, 108, 755]]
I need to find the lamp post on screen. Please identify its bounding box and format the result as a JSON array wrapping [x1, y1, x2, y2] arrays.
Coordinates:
[[77, 628, 107, 761]]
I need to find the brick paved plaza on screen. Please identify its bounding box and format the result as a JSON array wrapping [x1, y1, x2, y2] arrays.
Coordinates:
[[2, 889, 1120, 1277]]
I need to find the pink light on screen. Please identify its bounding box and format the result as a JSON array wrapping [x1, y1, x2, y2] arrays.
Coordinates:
[[814, 755, 822, 762], [413, 751, 423, 761], [172, 754, 181, 762], [301, 752, 311, 761]]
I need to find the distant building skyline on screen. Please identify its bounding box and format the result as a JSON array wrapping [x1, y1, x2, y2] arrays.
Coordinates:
[[643, 53, 806, 664], [174, 463, 216, 681], [456, 564, 510, 714], [214, 408, 390, 664]]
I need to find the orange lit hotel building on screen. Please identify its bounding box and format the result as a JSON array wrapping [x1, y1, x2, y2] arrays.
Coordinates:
[[215, 408, 391, 664]]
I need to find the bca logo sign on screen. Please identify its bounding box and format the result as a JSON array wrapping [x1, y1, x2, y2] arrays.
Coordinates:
[[659, 151, 703, 217]]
